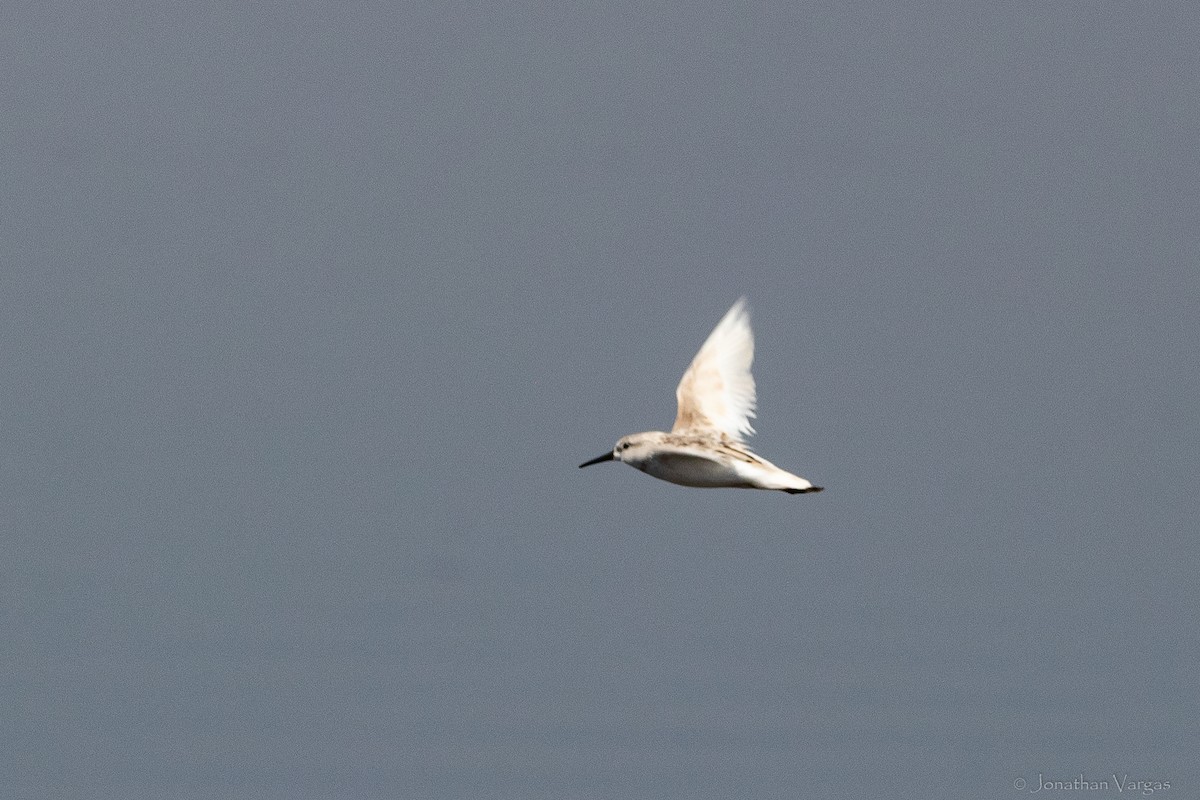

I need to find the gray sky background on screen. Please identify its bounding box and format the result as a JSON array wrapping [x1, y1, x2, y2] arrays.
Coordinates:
[[5, 2, 1199, 798]]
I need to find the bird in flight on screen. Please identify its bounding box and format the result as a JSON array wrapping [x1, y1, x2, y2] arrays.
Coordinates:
[[580, 298, 823, 495]]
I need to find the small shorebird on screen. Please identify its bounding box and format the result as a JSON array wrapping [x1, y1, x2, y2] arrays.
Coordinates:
[[580, 298, 823, 494]]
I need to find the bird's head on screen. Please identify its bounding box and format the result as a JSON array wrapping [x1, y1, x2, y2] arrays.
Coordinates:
[[578, 432, 664, 468]]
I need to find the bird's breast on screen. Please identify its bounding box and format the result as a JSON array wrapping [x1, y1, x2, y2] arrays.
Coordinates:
[[637, 451, 754, 489]]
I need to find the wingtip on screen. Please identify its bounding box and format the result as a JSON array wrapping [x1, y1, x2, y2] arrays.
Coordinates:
[[783, 485, 824, 495]]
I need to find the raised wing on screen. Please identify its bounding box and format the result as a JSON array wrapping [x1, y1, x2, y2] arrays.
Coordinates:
[[672, 297, 756, 440]]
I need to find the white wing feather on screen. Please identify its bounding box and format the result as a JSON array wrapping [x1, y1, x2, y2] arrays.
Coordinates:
[[672, 297, 756, 440]]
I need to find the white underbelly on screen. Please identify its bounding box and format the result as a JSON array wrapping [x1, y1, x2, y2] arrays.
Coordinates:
[[638, 453, 753, 489]]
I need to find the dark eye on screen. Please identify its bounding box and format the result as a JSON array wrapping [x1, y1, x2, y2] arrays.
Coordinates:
[[621, 442, 630, 450]]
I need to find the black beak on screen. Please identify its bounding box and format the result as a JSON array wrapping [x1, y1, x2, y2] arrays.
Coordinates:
[[579, 451, 615, 468]]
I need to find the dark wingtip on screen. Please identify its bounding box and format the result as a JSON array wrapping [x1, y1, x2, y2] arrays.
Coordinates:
[[783, 485, 824, 495]]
